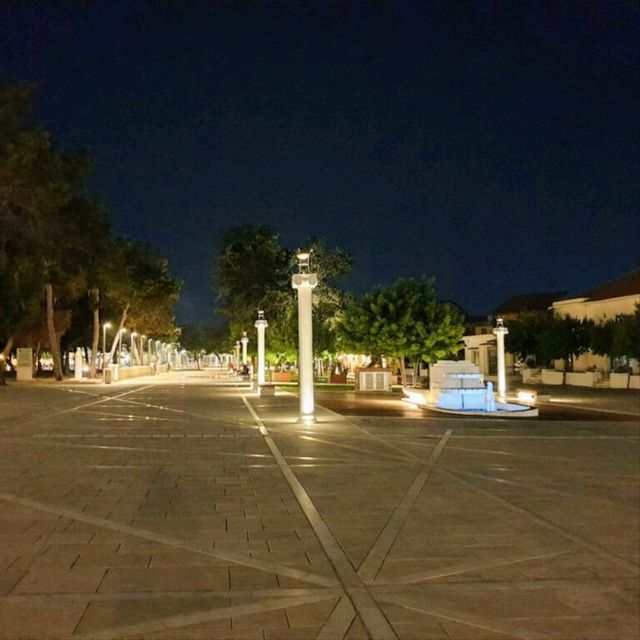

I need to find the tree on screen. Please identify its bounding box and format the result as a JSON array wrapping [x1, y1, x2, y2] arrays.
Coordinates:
[[538, 315, 591, 371], [213, 225, 291, 333], [180, 323, 232, 358], [506, 312, 550, 366], [1, 80, 182, 380], [0, 81, 89, 379], [212, 227, 354, 368], [589, 319, 615, 359], [612, 304, 640, 361], [338, 277, 464, 384], [304, 239, 352, 364], [103, 239, 182, 365]]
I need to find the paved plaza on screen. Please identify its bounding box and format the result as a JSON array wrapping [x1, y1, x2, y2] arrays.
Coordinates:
[[0, 372, 638, 639]]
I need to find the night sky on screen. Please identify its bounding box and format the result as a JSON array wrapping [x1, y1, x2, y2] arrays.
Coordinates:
[[1, 2, 638, 324]]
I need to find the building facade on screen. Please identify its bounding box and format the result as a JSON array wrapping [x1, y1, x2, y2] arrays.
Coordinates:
[[551, 269, 640, 373]]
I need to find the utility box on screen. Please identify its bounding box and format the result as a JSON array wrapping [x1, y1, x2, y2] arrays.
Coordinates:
[[259, 384, 276, 397], [16, 348, 33, 381], [355, 367, 392, 392]]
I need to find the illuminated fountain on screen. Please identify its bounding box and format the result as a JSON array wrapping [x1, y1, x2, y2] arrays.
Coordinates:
[[403, 319, 537, 417]]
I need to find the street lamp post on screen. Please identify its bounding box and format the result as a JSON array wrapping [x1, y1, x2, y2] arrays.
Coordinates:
[[492, 317, 509, 398], [102, 322, 112, 368], [292, 251, 318, 422], [234, 341, 241, 371], [241, 332, 249, 366], [255, 311, 268, 387]]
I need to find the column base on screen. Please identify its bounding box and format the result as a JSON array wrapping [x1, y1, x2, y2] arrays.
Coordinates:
[[297, 414, 317, 424]]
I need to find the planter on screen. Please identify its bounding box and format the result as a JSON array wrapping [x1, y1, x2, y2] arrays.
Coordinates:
[[541, 369, 564, 385], [610, 372, 630, 389], [521, 368, 540, 383], [629, 375, 640, 390], [565, 371, 598, 387], [329, 373, 347, 384], [271, 371, 293, 383]]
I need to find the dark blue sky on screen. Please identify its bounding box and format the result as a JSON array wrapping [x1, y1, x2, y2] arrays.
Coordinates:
[[1, 1, 638, 324]]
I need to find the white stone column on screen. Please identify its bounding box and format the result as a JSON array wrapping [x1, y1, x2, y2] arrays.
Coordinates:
[[292, 272, 318, 421], [255, 311, 268, 386], [241, 332, 249, 365], [234, 341, 240, 370], [74, 348, 84, 380], [492, 318, 509, 398]]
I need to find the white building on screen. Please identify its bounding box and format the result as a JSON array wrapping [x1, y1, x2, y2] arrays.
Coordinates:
[[551, 269, 640, 373]]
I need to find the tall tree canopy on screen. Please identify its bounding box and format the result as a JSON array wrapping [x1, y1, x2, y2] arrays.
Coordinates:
[[338, 277, 464, 382], [212, 226, 353, 364], [0, 81, 181, 379], [213, 225, 291, 334]]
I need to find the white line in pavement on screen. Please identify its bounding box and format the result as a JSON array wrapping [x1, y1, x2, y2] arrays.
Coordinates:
[[316, 596, 357, 640], [75, 593, 337, 640], [298, 433, 413, 463], [438, 468, 640, 575], [2, 587, 342, 603], [347, 422, 425, 463], [241, 394, 398, 640], [0, 385, 155, 431], [376, 592, 543, 640], [358, 430, 452, 583], [372, 549, 572, 585], [0, 491, 338, 588]]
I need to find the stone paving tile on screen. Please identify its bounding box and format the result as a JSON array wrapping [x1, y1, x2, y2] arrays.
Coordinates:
[[228, 565, 280, 590], [13, 567, 107, 594], [344, 614, 370, 639], [262, 627, 319, 639], [0, 568, 27, 595], [74, 550, 153, 568], [284, 597, 339, 627], [74, 596, 229, 637], [147, 618, 235, 639], [148, 550, 229, 567], [99, 566, 230, 592], [231, 608, 288, 631], [0, 599, 88, 639], [29, 548, 82, 569], [380, 603, 448, 639]]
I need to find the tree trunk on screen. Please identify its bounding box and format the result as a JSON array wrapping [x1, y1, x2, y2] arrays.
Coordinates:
[[35, 342, 42, 374], [398, 355, 407, 386], [132, 335, 141, 366], [46, 284, 64, 381], [107, 305, 129, 365], [89, 288, 100, 378], [0, 336, 13, 385]]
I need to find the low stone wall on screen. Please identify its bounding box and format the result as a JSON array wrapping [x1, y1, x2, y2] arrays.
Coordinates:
[[565, 371, 599, 387], [106, 363, 171, 383], [118, 365, 154, 380], [630, 375, 640, 390], [610, 373, 630, 389], [541, 370, 564, 385]]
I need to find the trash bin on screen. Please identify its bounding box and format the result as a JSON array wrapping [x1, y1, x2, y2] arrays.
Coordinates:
[[104, 367, 112, 384]]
